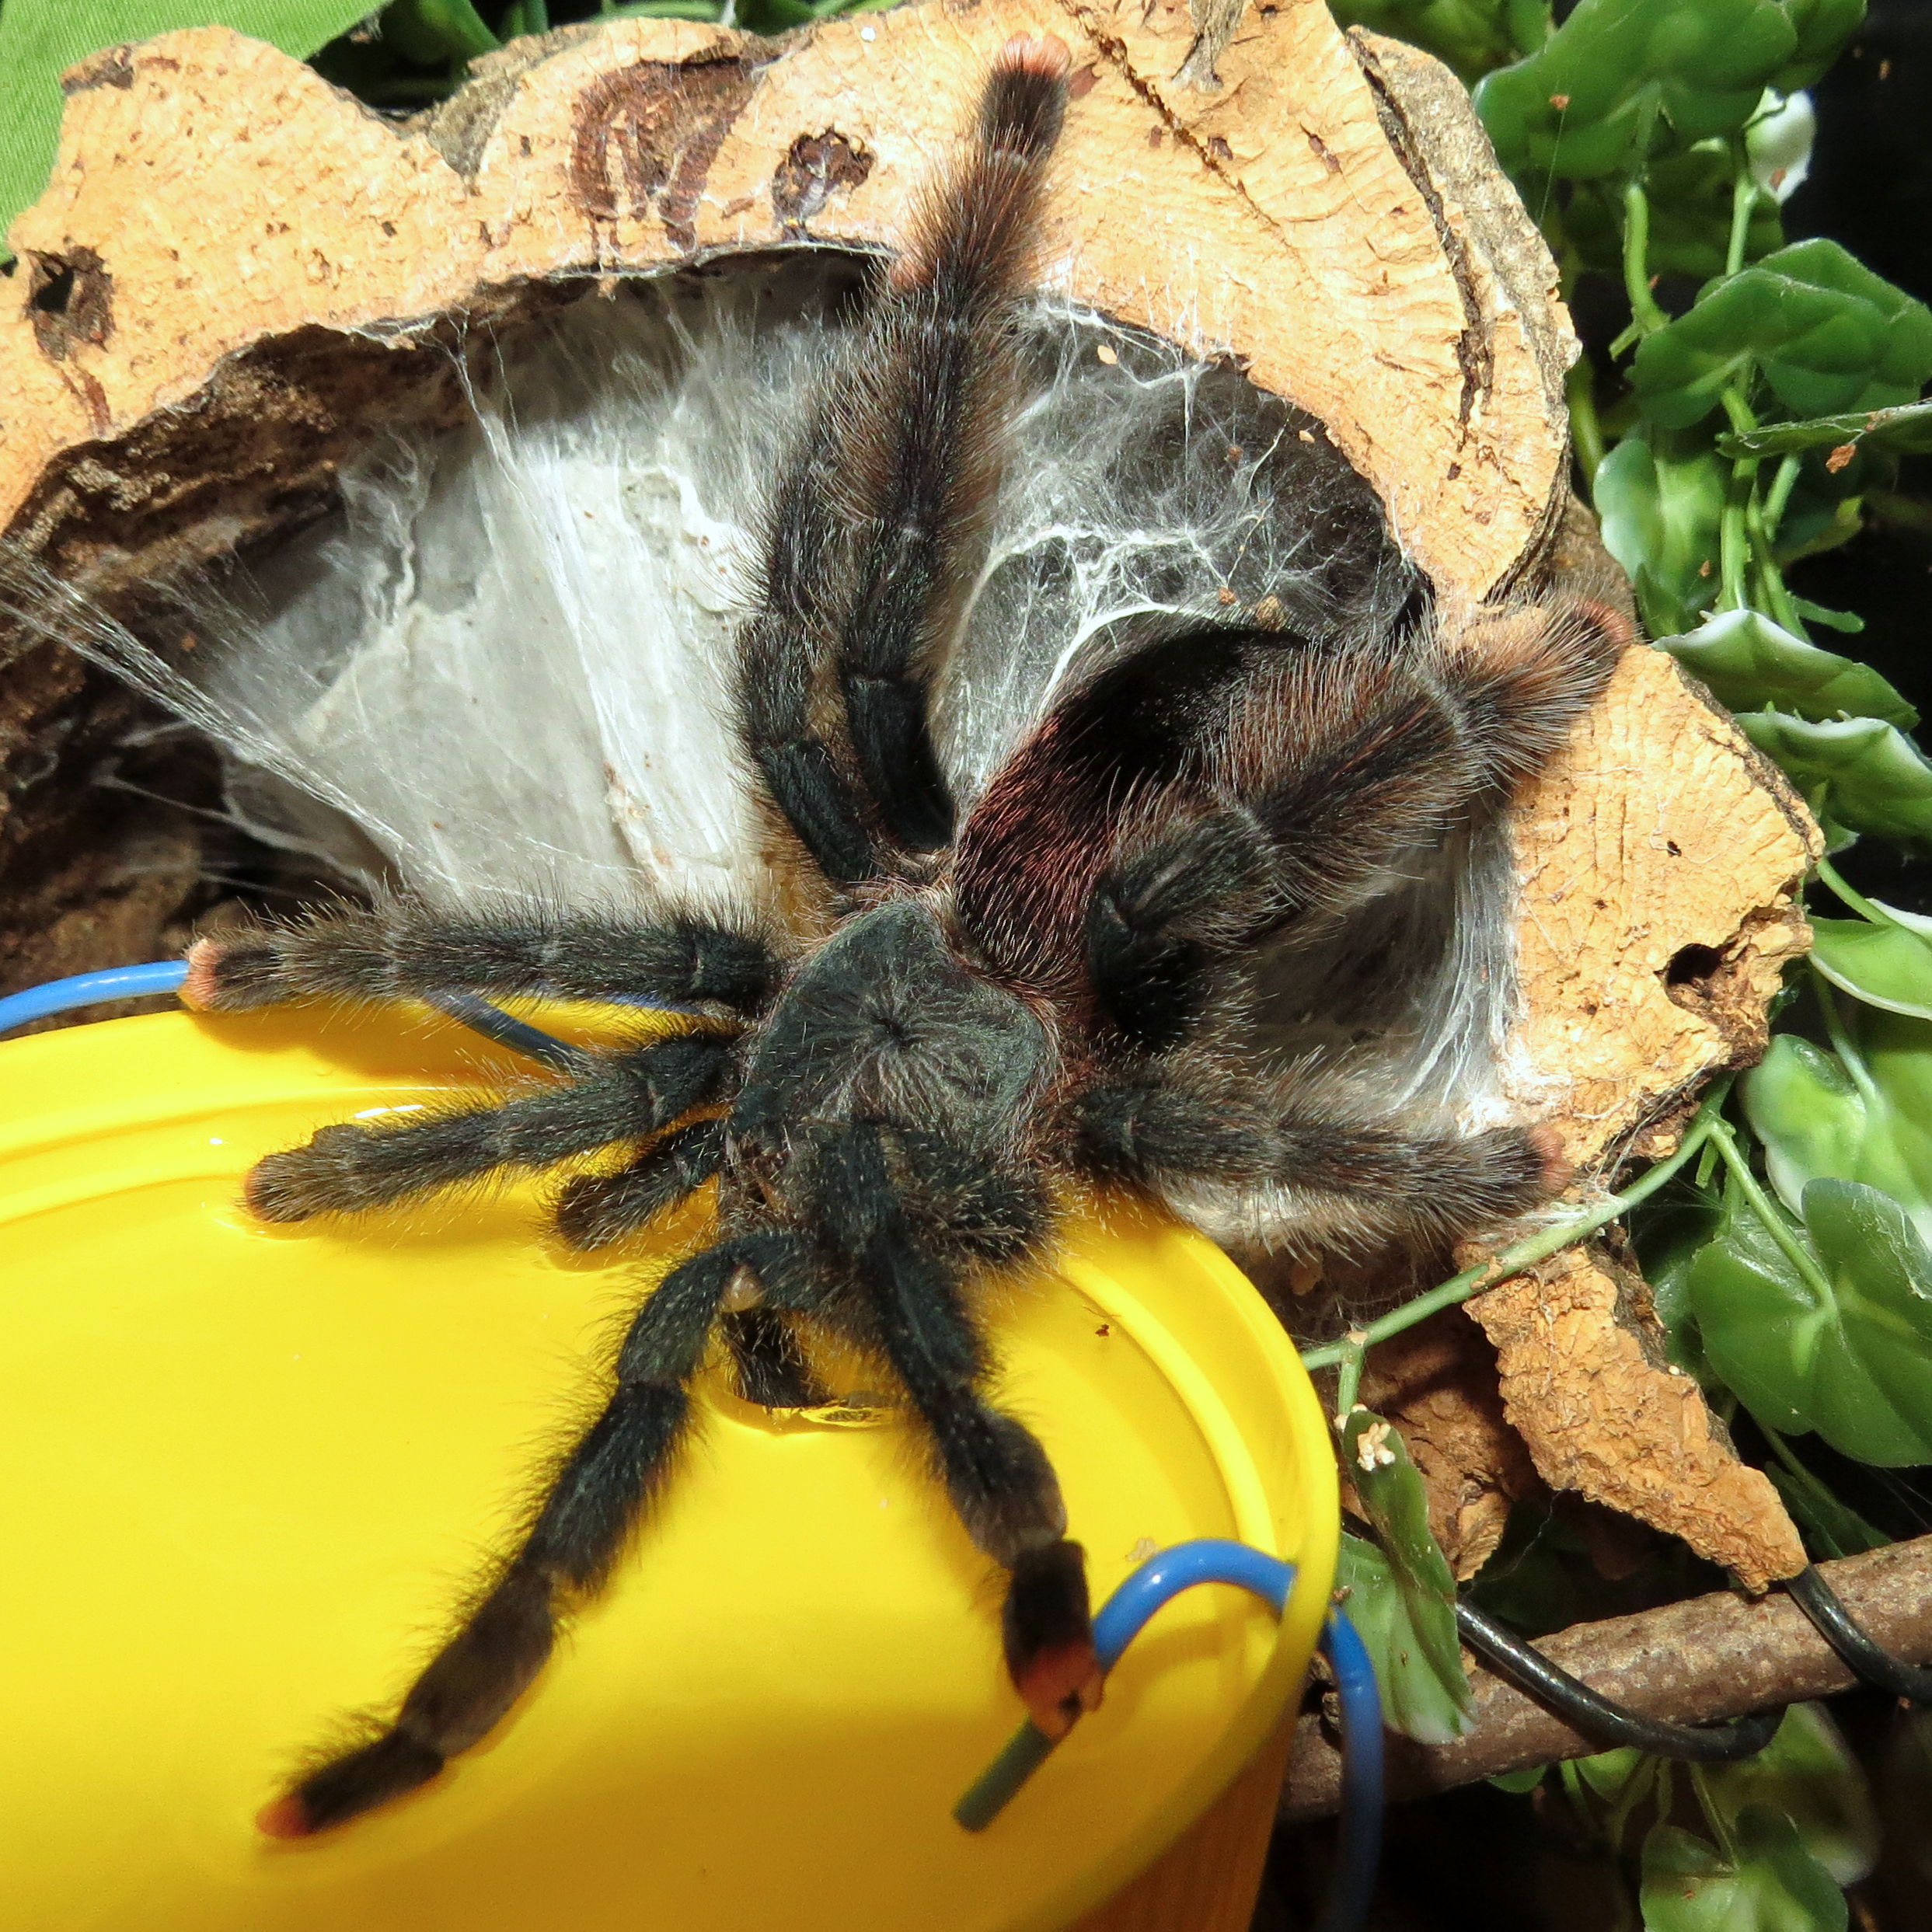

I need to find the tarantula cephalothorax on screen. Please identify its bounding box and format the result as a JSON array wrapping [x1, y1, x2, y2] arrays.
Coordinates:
[[180, 35, 1625, 1836]]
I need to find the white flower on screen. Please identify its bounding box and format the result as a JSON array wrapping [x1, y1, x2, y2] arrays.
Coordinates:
[[1747, 90, 1815, 205]]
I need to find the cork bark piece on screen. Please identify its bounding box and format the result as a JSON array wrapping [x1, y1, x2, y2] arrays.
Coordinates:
[[1351, 1310, 1546, 1582], [1467, 1242, 1807, 1593], [1503, 644, 1822, 1175], [0, 0, 1565, 607], [0, 2, 1819, 1607]]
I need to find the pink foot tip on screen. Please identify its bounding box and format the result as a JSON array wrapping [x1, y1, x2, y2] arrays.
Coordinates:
[[179, 938, 226, 1012], [1017, 1643, 1104, 1740], [998, 32, 1072, 80], [255, 1794, 315, 1840]]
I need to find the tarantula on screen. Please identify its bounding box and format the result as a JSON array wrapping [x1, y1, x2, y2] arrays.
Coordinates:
[[180, 35, 1623, 1836]]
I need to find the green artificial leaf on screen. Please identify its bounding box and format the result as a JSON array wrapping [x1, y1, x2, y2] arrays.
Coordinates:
[[1641, 1808, 1848, 1932], [1706, 1706, 1878, 1885], [0, 2, 378, 254], [1327, 0, 1549, 84], [379, 0, 501, 64], [1334, 1532, 1472, 1744], [1735, 710, 1932, 849], [1577, 1744, 1648, 1799], [1763, 1452, 1891, 1560], [1773, 0, 1868, 91], [1488, 1763, 1549, 1794], [1789, 597, 1864, 636], [1688, 1173, 1932, 1464], [603, 0, 741, 16], [1811, 915, 1932, 1017], [1475, 0, 1819, 189], [1631, 239, 1932, 431], [1742, 1034, 1932, 1240], [1594, 433, 1726, 637], [1656, 608, 1916, 727], [1338, 1409, 1473, 1741], [1637, 1185, 1724, 1375], [1567, 145, 1785, 282], [1719, 398, 1932, 460]]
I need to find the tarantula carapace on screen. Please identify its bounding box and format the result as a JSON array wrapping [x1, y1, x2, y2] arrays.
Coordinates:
[[181, 34, 1623, 1836]]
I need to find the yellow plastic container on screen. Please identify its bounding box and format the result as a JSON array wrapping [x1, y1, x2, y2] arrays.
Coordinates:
[[0, 1003, 1337, 1931]]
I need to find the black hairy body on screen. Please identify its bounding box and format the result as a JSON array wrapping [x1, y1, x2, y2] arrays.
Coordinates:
[[183, 36, 1626, 1836]]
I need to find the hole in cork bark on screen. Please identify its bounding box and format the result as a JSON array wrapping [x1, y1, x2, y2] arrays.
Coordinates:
[[30, 265, 74, 316], [772, 131, 874, 229], [1665, 942, 1725, 989], [27, 248, 113, 361]]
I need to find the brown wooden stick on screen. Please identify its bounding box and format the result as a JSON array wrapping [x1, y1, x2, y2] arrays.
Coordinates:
[[1279, 1534, 1932, 1820]]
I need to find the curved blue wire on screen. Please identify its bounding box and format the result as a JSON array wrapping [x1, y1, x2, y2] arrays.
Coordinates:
[[1091, 1536, 1294, 1663], [0, 958, 584, 1067], [0, 960, 187, 1036], [1314, 1600, 1383, 1932], [954, 1537, 1384, 1932]]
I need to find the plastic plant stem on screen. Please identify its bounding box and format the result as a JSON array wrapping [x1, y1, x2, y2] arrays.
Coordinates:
[[1763, 453, 1803, 543], [1689, 1761, 1743, 1863], [1815, 856, 1896, 927], [1718, 392, 1762, 615], [0, 961, 188, 1036], [1567, 357, 1607, 490], [1809, 970, 1883, 1113], [1725, 164, 1759, 281], [1704, 1113, 1837, 1308], [1299, 1084, 1733, 1376], [1743, 481, 1805, 634], [1332, 1337, 1369, 1423], [1621, 181, 1667, 337]]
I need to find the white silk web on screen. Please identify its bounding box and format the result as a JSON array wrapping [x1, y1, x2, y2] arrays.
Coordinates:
[[7, 253, 1518, 1125]]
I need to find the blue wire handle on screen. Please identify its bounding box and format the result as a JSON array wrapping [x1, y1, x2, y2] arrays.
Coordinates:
[[0, 961, 581, 1065], [0, 960, 188, 1035], [954, 1538, 1383, 1932]]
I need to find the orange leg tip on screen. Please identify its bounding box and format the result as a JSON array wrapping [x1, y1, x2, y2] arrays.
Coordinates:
[[179, 939, 225, 1011], [1526, 1120, 1574, 1195], [997, 32, 1073, 81], [1017, 1643, 1104, 1738], [255, 1794, 315, 1840]]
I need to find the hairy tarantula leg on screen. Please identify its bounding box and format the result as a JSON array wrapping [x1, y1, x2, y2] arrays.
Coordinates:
[[809, 1125, 1101, 1735], [720, 1306, 829, 1409], [553, 1116, 727, 1249], [1069, 1070, 1567, 1250], [737, 460, 889, 887], [182, 901, 776, 1016], [733, 37, 1071, 883], [1441, 597, 1632, 790], [260, 1232, 814, 1837], [1069, 612, 1621, 1047], [247, 1034, 733, 1222], [829, 35, 1071, 853]]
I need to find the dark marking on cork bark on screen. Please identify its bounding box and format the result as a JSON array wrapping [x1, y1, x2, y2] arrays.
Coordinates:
[[28, 249, 113, 362], [62, 45, 136, 93], [1356, 68, 1491, 431], [772, 130, 874, 231], [570, 57, 759, 251]]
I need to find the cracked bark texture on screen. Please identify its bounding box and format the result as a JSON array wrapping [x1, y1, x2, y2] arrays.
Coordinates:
[[0, 0, 1822, 1846]]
